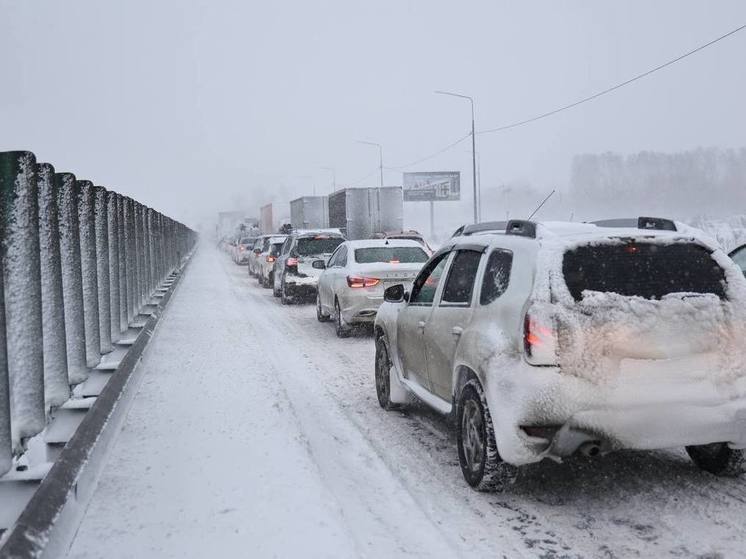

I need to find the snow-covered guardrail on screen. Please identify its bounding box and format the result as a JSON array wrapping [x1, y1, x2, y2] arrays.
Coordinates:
[[0, 150, 196, 551]]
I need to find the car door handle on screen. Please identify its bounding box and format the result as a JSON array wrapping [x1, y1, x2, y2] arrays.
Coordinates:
[[417, 321, 426, 331], [451, 326, 463, 337]]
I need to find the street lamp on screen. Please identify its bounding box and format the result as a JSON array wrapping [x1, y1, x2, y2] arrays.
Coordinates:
[[435, 90, 478, 224], [320, 166, 336, 193], [356, 140, 384, 187]]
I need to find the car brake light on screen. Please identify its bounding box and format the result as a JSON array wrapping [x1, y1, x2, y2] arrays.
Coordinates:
[[389, 259, 400, 264], [286, 257, 299, 267], [523, 309, 559, 366], [239, 246, 245, 251], [347, 275, 380, 288], [266, 255, 276, 262]]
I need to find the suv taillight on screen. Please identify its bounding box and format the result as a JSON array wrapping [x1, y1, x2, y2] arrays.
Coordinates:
[[523, 308, 559, 366], [266, 255, 276, 263], [347, 276, 380, 288], [286, 257, 299, 268]]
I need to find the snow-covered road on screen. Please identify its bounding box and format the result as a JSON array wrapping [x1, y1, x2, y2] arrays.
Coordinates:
[[67, 245, 746, 558]]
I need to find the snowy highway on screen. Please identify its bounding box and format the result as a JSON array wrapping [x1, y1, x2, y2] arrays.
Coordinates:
[[66, 245, 746, 559]]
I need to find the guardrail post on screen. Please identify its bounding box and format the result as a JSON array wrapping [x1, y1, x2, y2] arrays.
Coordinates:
[[77, 180, 100, 367], [37, 163, 70, 409], [146, 208, 155, 299], [0, 156, 12, 474], [94, 186, 112, 354], [137, 203, 148, 311], [0, 151, 45, 450], [106, 191, 121, 343], [123, 197, 136, 324], [56, 173, 88, 385], [117, 194, 128, 333]]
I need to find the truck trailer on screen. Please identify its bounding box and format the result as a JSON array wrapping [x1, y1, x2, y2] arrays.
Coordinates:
[[328, 187, 403, 240], [290, 196, 329, 230]]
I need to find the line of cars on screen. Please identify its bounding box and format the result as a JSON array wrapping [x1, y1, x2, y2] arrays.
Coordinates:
[[234, 217, 746, 491]]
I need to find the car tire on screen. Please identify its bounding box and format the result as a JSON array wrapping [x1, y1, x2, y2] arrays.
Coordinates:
[[335, 300, 350, 338], [316, 293, 331, 322], [686, 443, 745, 477], [456, 380, 517, 491], [374, 337, 400, 410], [265, 272, 273, 290], [281, 282, 292, 305]]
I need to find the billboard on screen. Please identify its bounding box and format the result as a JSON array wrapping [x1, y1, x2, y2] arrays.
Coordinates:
[[403, 171, 460, 202]]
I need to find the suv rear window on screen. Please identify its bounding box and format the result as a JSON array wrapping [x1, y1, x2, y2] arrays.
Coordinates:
[[354, 247, 428, 264], [563, 242, 727, 300], [296, 236, 344, 256]]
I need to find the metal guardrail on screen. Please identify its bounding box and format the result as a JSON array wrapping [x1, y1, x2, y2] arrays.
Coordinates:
[[0, 150, 196, 498]]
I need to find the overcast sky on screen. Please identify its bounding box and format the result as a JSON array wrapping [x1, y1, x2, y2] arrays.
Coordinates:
[[1, 1, 744, 230]]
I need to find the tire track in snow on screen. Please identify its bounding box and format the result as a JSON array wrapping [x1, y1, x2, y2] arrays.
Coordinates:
[[222, 249, 746, 558]]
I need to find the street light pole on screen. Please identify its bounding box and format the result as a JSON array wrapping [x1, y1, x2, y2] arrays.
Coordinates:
[[435, 90, 478, 224], [356, 140, 384, 187], [320, 166, 336, 193]]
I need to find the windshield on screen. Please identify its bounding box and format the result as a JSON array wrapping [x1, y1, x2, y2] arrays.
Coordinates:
[[563, 242, 727, 300], [296, 236, 344, 256], [354, 246, 428, 264]]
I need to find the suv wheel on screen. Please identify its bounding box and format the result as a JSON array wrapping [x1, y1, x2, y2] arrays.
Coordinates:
[[281, 281, 292, 305], [686, 443, 745, 476], [335, 300, 350, 338], [375, 337, 399, 410], [272, 276, 281, 297], [316, 293, 330, 322], [457, 380, 517, 491]]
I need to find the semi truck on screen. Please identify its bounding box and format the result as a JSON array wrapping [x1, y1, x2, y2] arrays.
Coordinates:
[[290, 196, 329, 230], [328, 187, 403, 240]]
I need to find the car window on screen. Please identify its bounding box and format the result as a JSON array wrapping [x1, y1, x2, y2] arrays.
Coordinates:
[[336, 246, 348, 267], [731, 245, 746, 275], [480, 249, 513, 305], [354, 247, 428, 263], [440, 250, 482, 305], [282, 238, 292, 255], [262, 238, 271, 251], [326, 246, 340, 268], [410, 252, 450, 305], [270, 242, 283, 257], [297, 236, 344, 256]]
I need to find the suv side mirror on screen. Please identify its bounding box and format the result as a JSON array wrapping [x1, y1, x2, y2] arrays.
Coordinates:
[[384, 284, 406, 303], [312, 259, 326, 270]]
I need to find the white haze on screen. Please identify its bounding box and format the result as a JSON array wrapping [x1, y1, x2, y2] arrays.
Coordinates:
[[1, 0, 745, 237]]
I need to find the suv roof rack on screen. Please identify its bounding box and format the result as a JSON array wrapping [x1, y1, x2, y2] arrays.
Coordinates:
[[592, 217, 677, 232], [463, 221, 508, 236], [505, 220, 537, 238]]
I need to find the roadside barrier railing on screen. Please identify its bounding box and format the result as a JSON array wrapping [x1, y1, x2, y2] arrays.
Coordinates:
[[0, 150, 196, 479]]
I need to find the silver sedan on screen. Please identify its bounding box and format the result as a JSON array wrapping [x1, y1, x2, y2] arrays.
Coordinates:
[[315, 239, 429, 337]]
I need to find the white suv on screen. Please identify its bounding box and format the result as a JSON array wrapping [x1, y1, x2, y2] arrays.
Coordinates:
[[374, 218, 746, 490]]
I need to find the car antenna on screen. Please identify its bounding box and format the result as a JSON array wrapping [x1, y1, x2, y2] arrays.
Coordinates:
[[527, 189, 556, 221]]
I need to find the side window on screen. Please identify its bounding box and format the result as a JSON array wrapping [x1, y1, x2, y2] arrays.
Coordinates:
[[326, 247, 339, 268], [410, 253, 450, 305], [731, 245, 746, 275], [337, 246, 348, 267], [480, 249, 513, 305], [282, 238, 292, 255], [440, 250, 483, 306]]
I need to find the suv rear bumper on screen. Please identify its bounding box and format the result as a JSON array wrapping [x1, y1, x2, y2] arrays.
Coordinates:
[[486, 362, 746, 466]]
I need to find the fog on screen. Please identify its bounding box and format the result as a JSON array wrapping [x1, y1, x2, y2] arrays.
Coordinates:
[[1, 1, 745, 237]]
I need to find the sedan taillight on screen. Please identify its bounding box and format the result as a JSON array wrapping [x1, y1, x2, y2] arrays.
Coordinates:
[[266, 255, 276, 263], [347, 276, 380, 288], [286, 257, 299, 267]]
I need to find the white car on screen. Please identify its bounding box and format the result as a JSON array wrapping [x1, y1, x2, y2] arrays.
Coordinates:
[[314, 239, 430, 337], [374, 218, 746, 490], [257, 235, 288, 287]]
